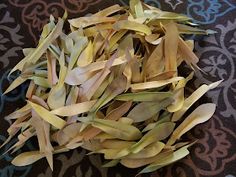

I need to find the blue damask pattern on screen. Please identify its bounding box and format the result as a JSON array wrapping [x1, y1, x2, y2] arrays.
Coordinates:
[[187, 0, 236, 24], [143, 0, 161, 8], [0, 135, 33, 177], [123, 0, 236, 25], [0, 70, 27, 113], [0, 70, 32, 177]]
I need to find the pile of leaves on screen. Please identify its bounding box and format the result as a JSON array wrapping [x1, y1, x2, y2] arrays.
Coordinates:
[[1, 0, 221, 174]]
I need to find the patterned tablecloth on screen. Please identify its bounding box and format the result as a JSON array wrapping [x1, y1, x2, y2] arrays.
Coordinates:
[[0, 0, 236, 177]]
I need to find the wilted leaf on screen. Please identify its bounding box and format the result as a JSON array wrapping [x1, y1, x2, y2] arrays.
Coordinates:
[[116, 91, 172, 102], [127, 98, 173, 122], [113, 20, 151, 35], [172, 80, 222, 121], [29, 101, 66, 129], [139, 144, 190, 174], [91, 118, 142, 141], [167, 103, 216, 145]]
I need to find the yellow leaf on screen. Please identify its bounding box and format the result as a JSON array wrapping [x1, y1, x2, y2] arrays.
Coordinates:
[[130, 77, 184, 91], [50, 100, 97, 116], [9, 18, 64, 75], [29, 101, 66, 129], [172, 80, 222, 121], [91, 118, 142, 141], [113, 20, 151, 35], [77, 40, 93, 67], [4, 76, 27, 95], [69, 16, 117, 28], [167, 103, 216, 145], [164, 22, 178, 72]]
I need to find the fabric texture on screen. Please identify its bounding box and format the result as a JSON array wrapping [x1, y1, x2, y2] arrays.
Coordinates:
[[0, 0, 236, 177]]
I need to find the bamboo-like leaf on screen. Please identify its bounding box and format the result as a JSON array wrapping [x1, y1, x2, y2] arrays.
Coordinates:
[[139, 145, 190, 174], [4, 104, 31, 120], [172, 80, 222, 121], [130, 0, 144, 18], [4, 76, 27, 94], [90, 75, 127, 112], [164, 22, 178, 72], [12, 146, 69, 166], [113, 20, 151, 35], [69, 16, 117, 28], [51, 100, 97, 116], [112, 121, 175, 159], [120, 150, 173, 168], [46, 50, 58, 86], [68, 36, 88, 70], [47, 51, 67, 109], [167, 103, 216, 145], [28, 101, 66, 129], [94, 4, 123, 17], [31, 76, 50, 88], [91, 118, 142, 141], [167, 73, 193, 112], [79, 52, 118, 101], [65, 56, 126, 85], [131, 122, 175, 153], [142, 113, 172, 132], [178, 37, 200, 69], [65, 86, 79, 106], [115, 91, 172, 102], [126, 141, 165, 159], [101, 140, 135, 149], [109, 30, 127, 49], [31, 110, 54, 170], [26, 81, 36, 99], [130, 77, 184, 91], [9, 18, 64, 75], [69, 101, 132, 143], [12, 151, 45, 166], [96, 149, 121, 159], [127, 98, 173, 122], [77, 40, 93, 67]]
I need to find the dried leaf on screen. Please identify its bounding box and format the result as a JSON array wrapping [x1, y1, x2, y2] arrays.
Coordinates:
[[9, 18, 64, 75], [4, 76, 27, 95], [116, 91, 172, 102], [164, 22, 178, 72], [130, 77, 184, 91], [29, 101, 66, 129], [113, 20, 151, 35], [167, 103, 216, 145], [77, 40, 93, 67], [139, 145, 190, 174], [126, 141, 165, 159], [172, 80, 222, 121], [69, 16, 117, 28], [51, 100, 97, 116], [131, 122, 175, 153], [127, 98, 173, 122], [2, 1, 219, 173], [91, 118, 142, 141]]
